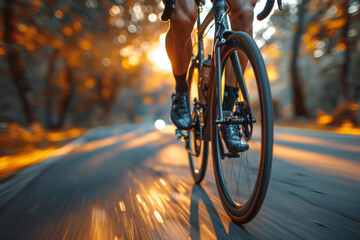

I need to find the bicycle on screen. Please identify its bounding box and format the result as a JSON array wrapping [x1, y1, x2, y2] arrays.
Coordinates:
[[164, 0, 282, 223]]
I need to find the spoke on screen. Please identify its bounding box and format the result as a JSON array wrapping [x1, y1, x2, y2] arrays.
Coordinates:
[[235, 159, 241, 196], [230, 159, 239, 195], [226, 155, 230, 190], [244, 152, 251, 194]]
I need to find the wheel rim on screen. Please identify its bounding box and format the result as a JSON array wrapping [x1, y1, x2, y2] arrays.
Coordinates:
[[212, 43, 271, 215]]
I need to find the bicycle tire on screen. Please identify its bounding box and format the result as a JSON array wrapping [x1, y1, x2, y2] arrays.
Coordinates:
[[187, 61, 209, 184], [210, 32, 273, 223]]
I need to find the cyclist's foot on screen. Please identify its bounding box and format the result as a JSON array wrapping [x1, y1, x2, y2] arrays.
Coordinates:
[[170, 92, 191, 130], [220, 111, 249, 152]]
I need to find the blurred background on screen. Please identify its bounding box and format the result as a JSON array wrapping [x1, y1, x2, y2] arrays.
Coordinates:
[[1, 2, 359, 238], [0, 0, 359, 166]]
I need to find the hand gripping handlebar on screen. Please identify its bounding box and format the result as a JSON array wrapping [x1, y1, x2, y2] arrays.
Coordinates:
[[257, 0, 283, 21], [161, 0, 176, 22], [161, 0, 283, 22]]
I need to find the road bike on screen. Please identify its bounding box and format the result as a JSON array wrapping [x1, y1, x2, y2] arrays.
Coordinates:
[[163, 0, 282, 223]]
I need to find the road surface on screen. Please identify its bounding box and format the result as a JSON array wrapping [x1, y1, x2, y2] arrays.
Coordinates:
[[0, 124, 359, 239]]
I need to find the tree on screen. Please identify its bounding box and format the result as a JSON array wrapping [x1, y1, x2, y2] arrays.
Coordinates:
[[2, 0, 35, 125], [1, 0, 168, 127], [340, 0, 350, 102], [290, 0, 310, 118]]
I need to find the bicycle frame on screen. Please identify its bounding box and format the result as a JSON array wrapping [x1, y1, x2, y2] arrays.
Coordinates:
[[191, 0, 251, 141], [179, 0, 277, 223]]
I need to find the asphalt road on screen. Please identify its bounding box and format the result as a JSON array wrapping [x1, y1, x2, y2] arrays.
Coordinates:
[[0, 124, 359, 240]]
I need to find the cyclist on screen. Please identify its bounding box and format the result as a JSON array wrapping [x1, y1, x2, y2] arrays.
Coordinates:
[[166, 0, 256, 152]]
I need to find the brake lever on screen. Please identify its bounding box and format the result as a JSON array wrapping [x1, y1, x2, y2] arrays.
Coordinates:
[[256, 0, 274, 21], [256, 0, 284, 21], [160, 0, 176, 22]]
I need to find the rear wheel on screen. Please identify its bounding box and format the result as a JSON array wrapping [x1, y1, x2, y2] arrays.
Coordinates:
[[187, 62, 209, 184], [210, 32, 273, 223]]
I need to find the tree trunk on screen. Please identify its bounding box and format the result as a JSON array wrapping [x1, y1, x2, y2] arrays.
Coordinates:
[[96, 74, 120, 120], [44, 49, 59, 129], [105, 75, 118, 117], [53, 66, 74, 129], [290, 0, 311, 118], [3, 0, 35, 125], [340, 0, 350, 102]]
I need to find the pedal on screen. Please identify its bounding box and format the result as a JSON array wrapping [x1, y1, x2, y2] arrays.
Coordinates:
[[175, 129, 188, 142], [224, 152, 240, 158]]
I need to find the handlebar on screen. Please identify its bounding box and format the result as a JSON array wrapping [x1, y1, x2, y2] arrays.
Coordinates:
[[161, 0, 175, 22], [162, 0, 283, 22], [256, 0, 283, 21]]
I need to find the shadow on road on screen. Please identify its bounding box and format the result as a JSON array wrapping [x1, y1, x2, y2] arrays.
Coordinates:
[[189, 183, 254, 239]]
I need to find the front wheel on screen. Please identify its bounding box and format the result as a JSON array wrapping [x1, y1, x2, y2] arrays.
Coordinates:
[[210, 32, 274, 223]]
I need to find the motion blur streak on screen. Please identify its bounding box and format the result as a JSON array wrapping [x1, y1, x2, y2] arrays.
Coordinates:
[[119, 201, 126, 212], [0, 147, 57, 179], [122, 132, 163, 149], [275, 133, 360, 153], [153, 145, 188, 166], [91, 206, 112, 240], [274, 144, 360, 180], [334, 126, 360, 136], [136, 194, 142, 203], [160, 178, 167, 186], [78, 130, 140, 153], [154, 210, 164, 224]]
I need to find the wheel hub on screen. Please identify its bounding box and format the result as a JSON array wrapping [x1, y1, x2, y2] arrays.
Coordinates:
[[235, 101, 253, 142]]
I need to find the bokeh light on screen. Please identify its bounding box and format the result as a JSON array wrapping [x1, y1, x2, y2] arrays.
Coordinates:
[[110, 5, 121, 16], [148, 13, 157, 22], [55, 10, 64, 19], [102, 58, 111, 67], [154, 119, 166, 130]]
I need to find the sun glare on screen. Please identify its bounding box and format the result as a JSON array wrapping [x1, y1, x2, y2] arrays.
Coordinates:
[[148, 33, 172, 72]]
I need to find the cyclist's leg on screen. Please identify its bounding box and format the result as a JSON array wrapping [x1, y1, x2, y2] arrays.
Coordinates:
[[220, 0, 257, 151], [229, 0, 257, 36], [225, 0, 257, 88], [165, 0, 197, 93], [165, 0, 197, 130], [222, 0, 257, 109]]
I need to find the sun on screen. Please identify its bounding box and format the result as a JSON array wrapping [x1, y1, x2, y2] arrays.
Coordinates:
[[147, 33, 172, 72]]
